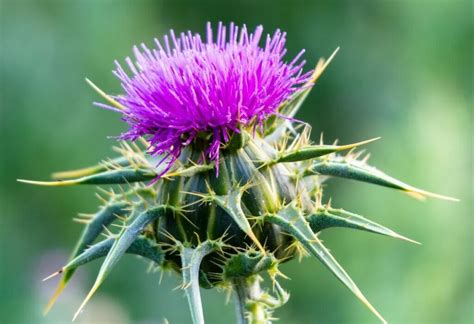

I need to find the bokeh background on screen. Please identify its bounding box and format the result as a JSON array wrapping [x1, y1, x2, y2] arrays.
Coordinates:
[[1, 1, 472, 323]]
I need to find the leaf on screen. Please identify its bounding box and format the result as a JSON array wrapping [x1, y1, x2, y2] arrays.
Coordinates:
[[72, 205, 170, 321], [276, 138, 380, 163], [213, 189, 265, 252], [18, 168, 157, 186], [127, 236, 165, 263], [264, 204, 386, 323], [43, 236, 164, 282], [180, 241, 218, 324], [306, 159, 458, 201], [20, 162, 215, 187], [307, 206, 419, 244], [43, 202, 129, 315], [51, 156, 132, 180]]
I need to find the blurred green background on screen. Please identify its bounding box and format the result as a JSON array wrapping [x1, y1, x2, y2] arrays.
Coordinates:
[[1, 0, 472, 323]]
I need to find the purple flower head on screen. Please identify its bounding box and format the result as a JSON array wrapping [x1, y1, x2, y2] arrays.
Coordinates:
[[107, 22, 312, 174]]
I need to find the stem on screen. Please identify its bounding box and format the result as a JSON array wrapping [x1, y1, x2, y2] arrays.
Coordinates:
[[180, 242, 216, 324], [233, 278, 247, 324], [232, 275, 269, 324]]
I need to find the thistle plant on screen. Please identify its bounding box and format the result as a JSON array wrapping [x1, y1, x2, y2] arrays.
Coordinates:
[[20, 23, 457, 323]]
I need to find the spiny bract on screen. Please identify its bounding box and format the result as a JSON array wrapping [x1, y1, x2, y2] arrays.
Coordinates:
[[21, 23, 457, 324]]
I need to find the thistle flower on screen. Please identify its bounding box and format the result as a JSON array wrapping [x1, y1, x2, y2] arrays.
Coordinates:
[[20, 22, 457, 324], [108, 22, 311, 174]]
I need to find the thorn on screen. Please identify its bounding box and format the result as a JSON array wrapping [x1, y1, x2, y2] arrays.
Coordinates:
[[172, 282, 184, 291], [72, 280, 101, 321], [356, 290, 387, 324], [42, 270, 62, 282], [112, 145, 124, 154], [310, 47, 340, 84], [77, 212, 95, 219], [138, 137, 150, 147], [95, 193, 108, 204], [17, 178, 76, 186], [113, 213, 128, 222], [52, 165, 98, 180], [110, 223, 125, 230], [362, 153, 371, 164], [353, 150, 365, 160], [101, 225, 114, 237], [342, 137, 380, 151], [85, 78, 125, 111], [96, 186, 115, 197], [118, 185, 132, 204], [409, 189, 459, 202], [159, 267, 165, 285], [345, 147, 357, 160], [72, 218, 91, 225], [43, 281, 66, 315], [131, 141, 142, 154], [393, 233, 422, 245]]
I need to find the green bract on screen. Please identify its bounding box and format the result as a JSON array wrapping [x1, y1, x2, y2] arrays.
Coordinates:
[[21, 51, 456, 324]]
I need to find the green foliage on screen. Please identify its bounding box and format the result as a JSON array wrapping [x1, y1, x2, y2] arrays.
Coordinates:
[[307, 205, 419, 244], [24, 73, 457, 324]]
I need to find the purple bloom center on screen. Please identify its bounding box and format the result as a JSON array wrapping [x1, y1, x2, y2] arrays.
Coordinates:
[[105, 22, 311, 174]]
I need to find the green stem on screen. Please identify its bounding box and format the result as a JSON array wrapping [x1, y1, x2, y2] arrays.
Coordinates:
[[233, 278, 247, 324], [232, 276, 269, 324]]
